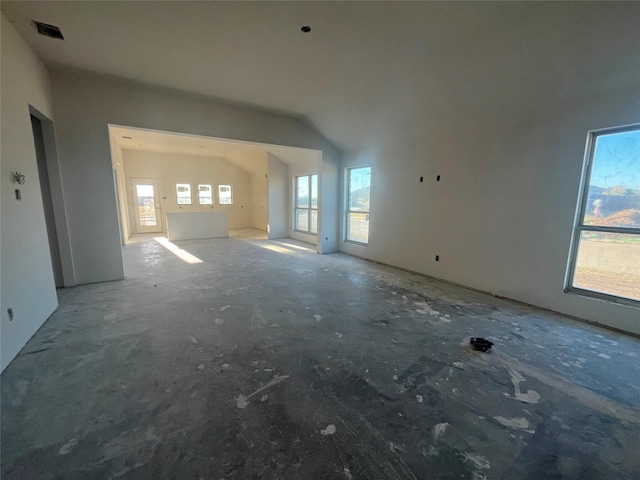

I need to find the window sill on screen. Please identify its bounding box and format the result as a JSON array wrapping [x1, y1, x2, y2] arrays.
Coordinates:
[[345, 240, 368, 246], [564, 286, 640, 309]]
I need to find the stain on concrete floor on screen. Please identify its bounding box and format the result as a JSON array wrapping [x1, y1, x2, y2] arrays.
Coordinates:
[[2, 232, 639, 479]]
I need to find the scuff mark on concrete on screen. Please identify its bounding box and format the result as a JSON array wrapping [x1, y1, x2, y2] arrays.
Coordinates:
[[453, 361, 466, 370], [59, 438, 78, 455], [433, 422, 449, 442], [235, 375, 290, 409], [494, 416, 535, 433]]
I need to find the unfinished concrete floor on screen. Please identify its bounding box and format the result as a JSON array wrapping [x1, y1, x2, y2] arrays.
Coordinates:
[[2, 231, 640, 479]]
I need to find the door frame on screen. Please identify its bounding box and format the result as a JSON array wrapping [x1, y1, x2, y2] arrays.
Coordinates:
[[131, 178, 163, 234]]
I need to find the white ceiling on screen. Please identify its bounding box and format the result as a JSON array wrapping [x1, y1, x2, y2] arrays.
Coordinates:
[[109, 125, 319, 175], [3, 1, 640, 152]]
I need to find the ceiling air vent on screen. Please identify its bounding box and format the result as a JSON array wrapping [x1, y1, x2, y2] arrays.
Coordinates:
[[31, 20, 64, 40]]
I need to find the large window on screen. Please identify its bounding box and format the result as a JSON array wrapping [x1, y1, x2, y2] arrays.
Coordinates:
[[218, 185, 232, 205], [346, 166, 371, 244], [566, 125, 640, 304], [198, 184, 213, 205], [295, 174, 318, 234], [176, 183, 192, 205]]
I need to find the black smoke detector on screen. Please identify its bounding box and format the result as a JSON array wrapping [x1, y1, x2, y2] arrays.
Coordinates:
[[301, 26, 311, 33], [31, 20, 64, 40]]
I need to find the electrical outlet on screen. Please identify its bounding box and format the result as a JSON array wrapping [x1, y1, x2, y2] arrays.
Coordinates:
[[8, 308, 14, 321], [436, 175, 441, 181], [420, 176, 424, 183], [435, 255, 440, 261]]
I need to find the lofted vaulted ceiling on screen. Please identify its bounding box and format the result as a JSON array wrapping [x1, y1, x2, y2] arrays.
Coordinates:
[[109, 125, 319, 175], [2, 1, 639, 153]]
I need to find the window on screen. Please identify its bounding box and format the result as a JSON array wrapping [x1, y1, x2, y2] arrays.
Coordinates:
[[218, 185, 232, 204], [176, 183, 191, 205], [198, 184, 213, 205], [566, 125, 640, 305], [295, 174, 318, 234], [346, 166, 371, 244]]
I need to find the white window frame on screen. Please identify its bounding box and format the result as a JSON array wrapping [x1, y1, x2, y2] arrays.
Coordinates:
[[346, 166, 371, 245], [294, 174, 318, 234], [564, 124, 640, 307], [176, 183, 192, 205], [218, 185, 232, 205]]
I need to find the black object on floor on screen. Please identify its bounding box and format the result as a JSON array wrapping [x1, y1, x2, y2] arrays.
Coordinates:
[[470, 337, 494, 352]]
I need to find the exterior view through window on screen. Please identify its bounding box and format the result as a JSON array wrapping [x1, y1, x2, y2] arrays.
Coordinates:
[[567, 125, 640, 303], [347, 166, 371, 244], [295, 174, 318, 234], [176, 183, 191, 205], [136, 184, 157, 226], [198, 184, 213, 205], [218, 185, 232, 204]]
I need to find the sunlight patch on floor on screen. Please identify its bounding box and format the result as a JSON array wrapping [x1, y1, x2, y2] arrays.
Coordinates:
[[154, 237, 203, 264]]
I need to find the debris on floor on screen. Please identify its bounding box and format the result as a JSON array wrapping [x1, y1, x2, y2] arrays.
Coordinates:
[[470, 337, 493, 352]]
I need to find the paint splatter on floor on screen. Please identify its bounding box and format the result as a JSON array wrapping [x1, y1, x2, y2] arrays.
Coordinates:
[[320, 424, 336, 435]]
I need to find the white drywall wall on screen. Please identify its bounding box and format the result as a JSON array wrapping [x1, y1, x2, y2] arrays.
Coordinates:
[[110, 142, 130, 245], [48, 69, 341, 284], [251, 157, 268, 231], [122, 150, 252, 231], [340, 83, 640, 335], [267, 153, 289, 239], [0, 13, 59, 371], [318, 151, 339, 254]]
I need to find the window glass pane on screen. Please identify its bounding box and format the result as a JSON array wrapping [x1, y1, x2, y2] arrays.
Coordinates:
[[310, 209, 318, 234], [348, 212, 369, 243], [311, 174, 318, 208], [349, 167, 371, 211], [297, 175, 309, 208], [296, 209, 309, 232], [583, 129, 640, 228], [572, 231, 640, 301], [198, 184, 212, 205], [176, 183, 191, 204], [218, 185, 232, 204]]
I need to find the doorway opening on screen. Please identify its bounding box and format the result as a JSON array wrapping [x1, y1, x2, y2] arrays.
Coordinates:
[[132, 178, 163, 234], [29, 109, 74, 288], [108, 125, 323, 250]]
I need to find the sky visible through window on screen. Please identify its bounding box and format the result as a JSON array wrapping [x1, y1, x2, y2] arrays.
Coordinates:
[[590, 129, 640, 190]]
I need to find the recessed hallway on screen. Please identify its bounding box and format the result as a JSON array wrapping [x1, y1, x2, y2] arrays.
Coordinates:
[[2, 233, 639, 479]]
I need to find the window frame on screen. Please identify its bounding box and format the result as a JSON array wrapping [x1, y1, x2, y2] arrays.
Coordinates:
[[176, 183, 192, 205], [218, 185, 232, 205], [564, 123, 640, 307], [198, 184, 213, 205], [294, 174, 318, 235], [345, 165, 371, 245]]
